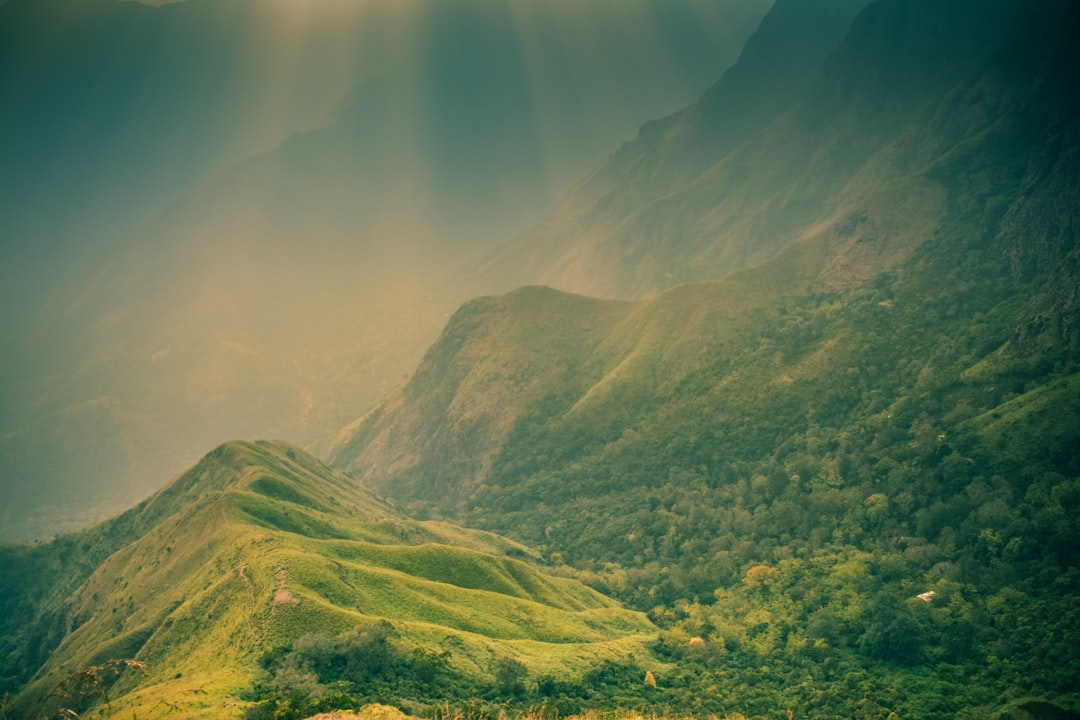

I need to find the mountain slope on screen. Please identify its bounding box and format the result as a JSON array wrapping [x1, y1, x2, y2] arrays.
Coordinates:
[[333, 209, 1080, 717], [478, 0, 1069, 300], [329, 286, 639, 504], [329, 2, 1080, 715], [336, 0, 1080, 523], [0, 441, 654, 718]]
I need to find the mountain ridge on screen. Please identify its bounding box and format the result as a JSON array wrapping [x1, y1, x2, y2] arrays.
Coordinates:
[[338, 0, 1080, 511], [329, 286, 639, 505]]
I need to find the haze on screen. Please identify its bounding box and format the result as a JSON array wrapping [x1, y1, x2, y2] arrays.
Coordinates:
[[0, 0, 772, 539]]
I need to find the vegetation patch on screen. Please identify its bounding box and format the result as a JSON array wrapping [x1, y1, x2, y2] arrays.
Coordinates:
[[249, 475, 327, 512], [243, 623, 670, 720]]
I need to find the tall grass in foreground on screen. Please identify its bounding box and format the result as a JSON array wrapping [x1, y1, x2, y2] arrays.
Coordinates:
[[307, 705, 759, 720], [428, 705, 753, 720], [4, 658, 148, 720]]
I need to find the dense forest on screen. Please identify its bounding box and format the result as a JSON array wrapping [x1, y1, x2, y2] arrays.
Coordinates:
[[328, 214, 1080, 719]]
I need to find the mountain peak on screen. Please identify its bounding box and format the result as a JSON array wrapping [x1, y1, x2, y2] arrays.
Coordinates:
[[484, 0, 1075, 300], [124, 439, 389, 537]]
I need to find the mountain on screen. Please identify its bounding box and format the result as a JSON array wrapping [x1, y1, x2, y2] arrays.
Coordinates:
[[336, 0, 1080, 536], [332, 213, 1080, 713], [328, 286, 640, 505], [0, 0, 772, 541], [476, 0, 1069, 300], [5, 0, 1079, 716], [0, 440, 655, 718], [329, 1, 1080, 716]]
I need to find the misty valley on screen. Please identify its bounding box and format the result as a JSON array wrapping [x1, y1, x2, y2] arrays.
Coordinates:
[[1, 1, 1077, 719]]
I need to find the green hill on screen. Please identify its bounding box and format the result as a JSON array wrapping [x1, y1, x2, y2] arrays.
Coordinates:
[[0, 441, 655, 719], [334, 218, 1080, 717]]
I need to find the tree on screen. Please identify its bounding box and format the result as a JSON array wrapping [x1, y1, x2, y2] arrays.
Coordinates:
[[858, 604, 925, 666], [494, 657, 527, 697]]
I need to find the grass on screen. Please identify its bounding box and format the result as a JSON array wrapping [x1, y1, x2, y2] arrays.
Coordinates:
[[964, 372, 1080, 463], [312, 541, 609, 610], [278, 546, 649, 643]]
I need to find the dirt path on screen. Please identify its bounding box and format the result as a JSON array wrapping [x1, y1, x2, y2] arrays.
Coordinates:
[[237, 563, 258, 643]]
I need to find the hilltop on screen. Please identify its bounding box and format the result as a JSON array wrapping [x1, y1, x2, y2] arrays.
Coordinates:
[[0, 441, 655, 718]]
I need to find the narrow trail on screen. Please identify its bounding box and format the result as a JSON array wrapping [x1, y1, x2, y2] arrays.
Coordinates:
[[237, 563, 258, 643]]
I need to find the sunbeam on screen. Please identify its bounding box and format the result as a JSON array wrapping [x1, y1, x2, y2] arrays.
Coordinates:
[[0, 0, 771, 541]]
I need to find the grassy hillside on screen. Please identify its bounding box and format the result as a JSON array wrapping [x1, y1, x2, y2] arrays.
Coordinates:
[[0, 441, 655, 719]]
